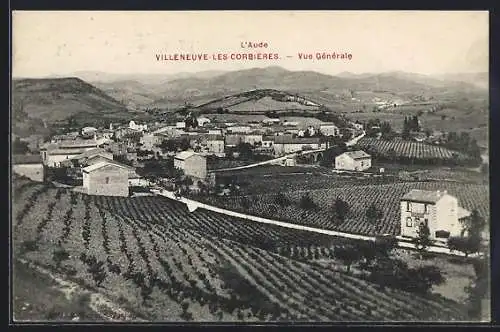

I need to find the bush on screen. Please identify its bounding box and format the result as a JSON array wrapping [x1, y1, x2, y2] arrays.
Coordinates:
[[299, 193, 317, 210]]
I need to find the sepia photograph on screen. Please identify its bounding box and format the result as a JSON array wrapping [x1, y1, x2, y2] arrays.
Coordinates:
[[10, 10, 490, 323]]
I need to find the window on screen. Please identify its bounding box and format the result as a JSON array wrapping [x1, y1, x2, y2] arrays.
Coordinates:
[[424, 218, 428, 226], [435, 230, 450, 239], [406, 202, 411, 212], [105, 177, 110, 184], [406, 217, 413, 227], [424, 204, 428, 213]]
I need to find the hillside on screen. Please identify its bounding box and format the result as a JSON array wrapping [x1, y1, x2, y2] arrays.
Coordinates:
[[12, 178, 469, 322], [195, 89, 321, 113], [12, 77, 131, 136]]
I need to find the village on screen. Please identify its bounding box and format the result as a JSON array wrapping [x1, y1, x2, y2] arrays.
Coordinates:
[[12, 110, 486, 249]]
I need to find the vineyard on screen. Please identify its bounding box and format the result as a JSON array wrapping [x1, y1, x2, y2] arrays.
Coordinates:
[[12, 177, 468, 321], [215, 167, 405, 195], [200, 181, 489, 236], [356, 137, 472, 162]]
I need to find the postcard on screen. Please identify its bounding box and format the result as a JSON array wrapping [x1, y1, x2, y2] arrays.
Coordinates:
[[11, 10, 490, 323]]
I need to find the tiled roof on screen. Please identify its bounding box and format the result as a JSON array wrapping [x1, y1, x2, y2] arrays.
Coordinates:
[[342, 150, 371, 160], [12, 154, 42, 164], [205, 134, 224, 141], [174, 151, 198, 160], [72, 148, 110, 160], [273, 136, 321, 144], [401, 189, 448, 204], [82, 160, 133, 173]]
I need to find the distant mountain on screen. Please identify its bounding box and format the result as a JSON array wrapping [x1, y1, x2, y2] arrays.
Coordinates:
[[434, 72, 488, 90], [149, 66, 484, 107], [53, 70, 229, 85], [12, 77, 130, 137]]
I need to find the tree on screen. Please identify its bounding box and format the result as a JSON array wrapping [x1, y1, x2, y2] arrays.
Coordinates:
[[413, 222, 432, 257], [87, 259, 107, 287], [235, 142, 254, 160], [407, 265, 446, 294], [333, 197, 350, 222], [447, 236, 477, 258], [52, 248, 70, 269], [365, 204, 383, 224], [12, 137, 29, 154], [402, 117, 411, 140], [334, 245, 361, 273], [299, 193, 317, 210], [274, 193, 290, 207]]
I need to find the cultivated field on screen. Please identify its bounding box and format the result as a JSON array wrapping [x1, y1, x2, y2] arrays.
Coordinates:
[[200, 181, 489, 236], [12, 177, 468, 322], [356, 137, 472, 162]]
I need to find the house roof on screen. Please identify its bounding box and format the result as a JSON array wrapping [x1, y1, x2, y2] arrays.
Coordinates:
[[72, 148, 110, 160], [82, 160, 133, 173], [341, 150, 371, 160], [12, 154, 43, 165], [401, 189, 448, 204], [174, 151, 198, 160], [273, 136, 321, 144], [48, 148, 89, 156], [205, 134, 224, 141]]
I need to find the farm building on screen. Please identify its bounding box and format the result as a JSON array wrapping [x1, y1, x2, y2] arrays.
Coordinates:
[[140, 133, 163, 150], [335, 151, 372, 171], [174, 151, 207, 179], [40, 139, 103, 167], [62, 148, 113, 168], [208, 129, 223, 135], [400, 189, 471, 241], [197, 117, 211, 127], [81, 127, 98, 137], [129, 120, 148, 131], [243, 132, 263, 145], [262, 118, 281, 125], [262, 136, 275, 148], [227, 125, 251, 134], [82, 159, 134, 197], [273, 136, 325, 155], [12, 154, 45, 182], [205, 135, 225, 154], [319, 123, 340, 137]]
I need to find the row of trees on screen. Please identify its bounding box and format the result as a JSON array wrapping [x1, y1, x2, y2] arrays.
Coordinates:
[[443, 132, 482, 162], [332, 237, 445, 295], [402, 115, 421, 139], [366, 119, 396, 140]]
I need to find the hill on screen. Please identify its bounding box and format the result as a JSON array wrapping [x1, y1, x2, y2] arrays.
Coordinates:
[[12, 77, 131, 136], [195, 89, 321, 113]]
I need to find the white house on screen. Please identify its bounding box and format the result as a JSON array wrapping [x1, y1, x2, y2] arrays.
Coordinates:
[[197, 117, 211, 127], [227, 125, 251, 134], [400, 189, 471, 241], [204, 135, 225, 155], [40, 139, 103, 167], [176, 121, 187, 129], [273, 136, 325, 155], [335, 151, 371, 171], [174, 151, 207, 179], [82, 160, 133, 197], [129, 120, 148, 131], [319, 123, 340, 137]]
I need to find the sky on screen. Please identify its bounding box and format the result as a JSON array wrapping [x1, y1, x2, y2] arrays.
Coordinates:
[[12, 11, 489, 78]]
